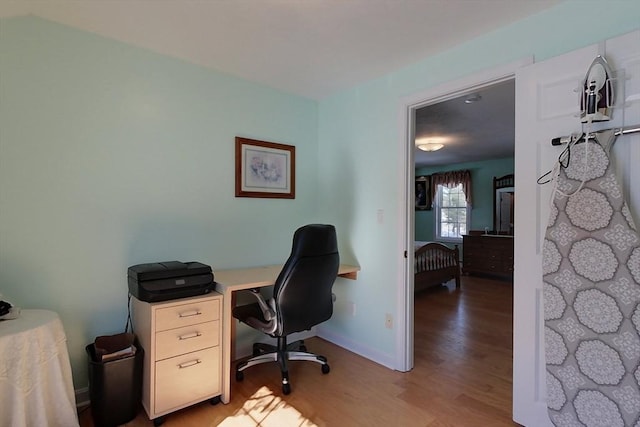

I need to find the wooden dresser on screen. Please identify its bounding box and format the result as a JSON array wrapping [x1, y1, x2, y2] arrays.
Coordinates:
[[132, 293, 222, 425], [462, 234, 514, 278]]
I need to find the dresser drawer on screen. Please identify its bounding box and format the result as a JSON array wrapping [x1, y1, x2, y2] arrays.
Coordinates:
[[463, 235, 513, 278], [155, 347, 221, 414], [155, 299, 220, 332], [155, 320, 220, 361]]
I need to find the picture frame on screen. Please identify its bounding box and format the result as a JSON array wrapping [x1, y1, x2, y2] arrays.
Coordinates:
[[235, 137, 295, 199], [415, 175, 431, 210]]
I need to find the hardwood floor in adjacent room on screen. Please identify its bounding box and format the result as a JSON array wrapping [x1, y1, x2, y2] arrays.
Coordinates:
[[78, 276, 518, 427]]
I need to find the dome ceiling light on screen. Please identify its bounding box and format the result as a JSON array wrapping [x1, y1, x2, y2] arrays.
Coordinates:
[[417, 143, 444, 151], [416, 137, 446, 152]]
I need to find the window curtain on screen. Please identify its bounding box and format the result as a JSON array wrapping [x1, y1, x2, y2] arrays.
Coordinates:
[[430, 169, 472, 206]]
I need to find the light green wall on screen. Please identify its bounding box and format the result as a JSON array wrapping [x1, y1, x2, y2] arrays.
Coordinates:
[[0, 16, 319, 388], [1, 0, 639, 391], [316, 1, 640, 365], [415, 157, 514, 242]]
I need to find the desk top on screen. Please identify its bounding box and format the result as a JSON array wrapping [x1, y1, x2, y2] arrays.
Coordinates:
[[214, 264, 359, 293]]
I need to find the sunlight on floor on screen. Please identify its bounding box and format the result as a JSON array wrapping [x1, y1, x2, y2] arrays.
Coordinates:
[[216, 386, 317, 427]]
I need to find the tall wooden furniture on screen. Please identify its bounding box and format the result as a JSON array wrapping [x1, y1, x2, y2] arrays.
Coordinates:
[[462, 234, 514, 278], [132, 293, 223, 425]]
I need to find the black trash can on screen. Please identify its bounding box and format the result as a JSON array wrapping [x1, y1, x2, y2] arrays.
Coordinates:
[[86, 340, 143, 427]]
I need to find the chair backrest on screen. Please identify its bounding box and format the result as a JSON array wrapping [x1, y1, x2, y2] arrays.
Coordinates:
[[273, 224, 340, 336]]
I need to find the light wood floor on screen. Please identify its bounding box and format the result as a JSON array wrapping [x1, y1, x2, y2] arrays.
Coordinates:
[[79, 275, 518, 427]]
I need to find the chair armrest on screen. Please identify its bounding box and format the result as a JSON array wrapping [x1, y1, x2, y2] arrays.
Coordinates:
[[248, 288, 276, 321]]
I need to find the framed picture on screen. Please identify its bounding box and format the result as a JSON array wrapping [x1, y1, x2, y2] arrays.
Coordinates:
[[415, 176, 431, 210], [235, 137, 295, 199]]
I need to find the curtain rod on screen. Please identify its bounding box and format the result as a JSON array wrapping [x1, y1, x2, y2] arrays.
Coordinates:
[[551, 126, 640, 146]]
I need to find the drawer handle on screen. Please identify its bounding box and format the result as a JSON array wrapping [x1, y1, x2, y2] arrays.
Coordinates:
[[178, 310, 202, 318], [178, 359, 201, 369], [178, 332, 202, 340]]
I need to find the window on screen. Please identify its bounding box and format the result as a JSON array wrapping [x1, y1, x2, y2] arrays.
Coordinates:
[[435, 183, 470, 242], [429, 169, 472, 242]]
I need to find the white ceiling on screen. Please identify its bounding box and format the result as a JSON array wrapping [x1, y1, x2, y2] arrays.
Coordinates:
[[1, 0, 561, 100], [1, 0, 556, 167]]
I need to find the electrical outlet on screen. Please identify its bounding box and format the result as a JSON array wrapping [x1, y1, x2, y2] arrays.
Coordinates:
[[385, 313, 393, 329]]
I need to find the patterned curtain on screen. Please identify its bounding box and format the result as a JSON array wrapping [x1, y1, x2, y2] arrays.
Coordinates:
[[430, 170, 472, 206]]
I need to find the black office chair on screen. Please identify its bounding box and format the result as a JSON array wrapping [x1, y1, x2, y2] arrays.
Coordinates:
[[232, 224, 340, 395]]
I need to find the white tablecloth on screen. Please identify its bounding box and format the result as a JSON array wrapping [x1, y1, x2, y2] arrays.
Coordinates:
[[0, 309, 79, 427]]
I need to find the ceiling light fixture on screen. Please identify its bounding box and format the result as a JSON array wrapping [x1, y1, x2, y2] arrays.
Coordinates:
[[417, 143, 444, 152], [415, 137, 446, 152]]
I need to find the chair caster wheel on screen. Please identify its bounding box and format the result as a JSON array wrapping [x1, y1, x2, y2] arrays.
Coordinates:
[[153, 416, 165, 426], [321, 364, 330, 374], [210, 396, 221, 405], [236, 370, 244, 381], [282, 383, 291, 395]]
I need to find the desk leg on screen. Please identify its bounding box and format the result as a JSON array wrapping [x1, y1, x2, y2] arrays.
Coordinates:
[[221, 289, 233, 404], [230, 291, 238, 362]]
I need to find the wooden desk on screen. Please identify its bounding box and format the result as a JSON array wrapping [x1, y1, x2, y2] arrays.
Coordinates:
[[214, 264, 359, 403]]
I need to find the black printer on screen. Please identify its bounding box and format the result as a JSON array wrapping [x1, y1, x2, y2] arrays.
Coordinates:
[[127, 261, 215, 302]]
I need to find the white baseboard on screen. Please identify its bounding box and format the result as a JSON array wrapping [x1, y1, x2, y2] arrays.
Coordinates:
[[232, 325, 394, 369], [316, 327, 396, 369]]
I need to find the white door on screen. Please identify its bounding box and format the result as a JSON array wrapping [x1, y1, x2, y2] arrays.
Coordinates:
[[513, 30, 640, 426]]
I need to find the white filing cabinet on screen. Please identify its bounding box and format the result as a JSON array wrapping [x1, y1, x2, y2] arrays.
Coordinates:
[[131, 293, 222, 424]]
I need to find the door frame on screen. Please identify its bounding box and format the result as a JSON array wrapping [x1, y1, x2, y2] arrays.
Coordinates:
[[396, 57, 532, 372]]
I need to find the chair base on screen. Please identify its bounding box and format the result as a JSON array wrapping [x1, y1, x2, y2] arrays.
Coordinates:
[[235, 337, 330, 395]]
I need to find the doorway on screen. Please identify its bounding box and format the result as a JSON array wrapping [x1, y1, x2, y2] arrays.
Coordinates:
[[398, 58, 530, 372]]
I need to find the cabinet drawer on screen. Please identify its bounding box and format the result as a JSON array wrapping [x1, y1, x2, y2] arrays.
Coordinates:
[[155, 347, 220, 414], [155, 299, 220, 332], [155, 320, 219, 361]]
